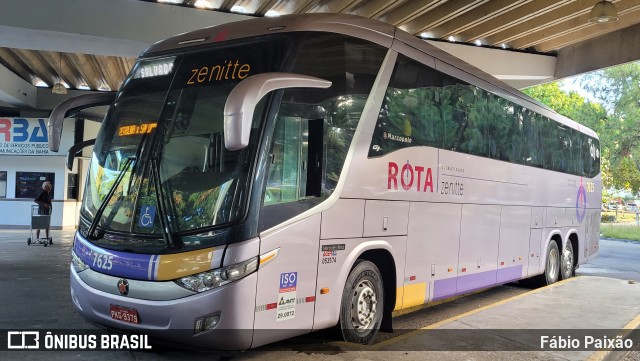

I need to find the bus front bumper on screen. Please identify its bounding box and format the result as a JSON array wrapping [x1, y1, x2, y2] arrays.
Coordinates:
[[70, 266, 257, 350]]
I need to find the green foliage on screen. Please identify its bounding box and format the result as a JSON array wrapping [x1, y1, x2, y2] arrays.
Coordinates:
[[601, 214, 616, 223], [610, 156, 640, 191], [602, 210, 637, 222], [522, 82, 607, 132], [579, 62, 640, 193], [600, 224, 640, 242], [523, 65, 640, 193], [602, 188, 613, 205]]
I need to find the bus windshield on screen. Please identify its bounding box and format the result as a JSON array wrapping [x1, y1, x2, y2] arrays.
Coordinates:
[[82, 35, 291, 240]]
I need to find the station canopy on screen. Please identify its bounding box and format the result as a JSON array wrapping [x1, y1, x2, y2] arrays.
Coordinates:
[[0, 0, 639, 103]]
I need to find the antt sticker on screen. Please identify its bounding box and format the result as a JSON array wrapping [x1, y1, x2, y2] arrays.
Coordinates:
[[277, 272, 297, 321]]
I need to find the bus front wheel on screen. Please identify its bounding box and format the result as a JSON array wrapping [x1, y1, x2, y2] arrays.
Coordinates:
[[339, 260, 383, 345]]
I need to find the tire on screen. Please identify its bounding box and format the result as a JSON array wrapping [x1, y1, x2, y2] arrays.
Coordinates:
[[539, 241, 560, 286], [339, 260, 384, 345], [560, 241, 575, 280], [524, 241, 561, 288], [43, 242, 47, 247], [27, 238, 31, 245]]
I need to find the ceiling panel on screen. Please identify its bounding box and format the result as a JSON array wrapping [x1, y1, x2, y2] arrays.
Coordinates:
[[0, 0, 637, 99]]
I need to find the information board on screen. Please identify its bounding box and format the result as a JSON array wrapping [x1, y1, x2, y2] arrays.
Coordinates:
[[15, 172, 55, 199]]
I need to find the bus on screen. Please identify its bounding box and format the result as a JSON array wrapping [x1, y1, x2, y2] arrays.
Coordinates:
[[49, 13, 601, 350]]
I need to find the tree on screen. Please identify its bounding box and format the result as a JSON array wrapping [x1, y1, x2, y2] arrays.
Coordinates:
[[522, 81, 614, 188], [522, 82, 607, 132], [580, 61, 640, 193]]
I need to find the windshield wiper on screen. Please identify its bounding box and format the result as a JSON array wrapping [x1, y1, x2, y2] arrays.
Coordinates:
[[150, 157, 180, 249], [87, 157, 134, 240]]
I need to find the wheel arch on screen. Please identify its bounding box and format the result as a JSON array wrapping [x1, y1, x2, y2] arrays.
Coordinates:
[[356, 248, 396, 332], [540, 230, 563, 274]]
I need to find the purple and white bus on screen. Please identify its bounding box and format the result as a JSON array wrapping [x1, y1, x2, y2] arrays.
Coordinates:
[[49, 13, 601, 349]]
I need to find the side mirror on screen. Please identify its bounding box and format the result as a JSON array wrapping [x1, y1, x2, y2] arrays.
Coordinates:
[[66, 138, 96, 170], [223, 73, 331, 151], [48, 93, 115, 152]]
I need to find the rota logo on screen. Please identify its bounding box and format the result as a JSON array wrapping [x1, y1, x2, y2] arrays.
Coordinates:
[[388, 161, 433, 192], [0, 118, 49, 142]]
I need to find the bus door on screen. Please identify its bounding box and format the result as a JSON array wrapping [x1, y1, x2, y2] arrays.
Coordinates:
[[252, 115, 324, 346]]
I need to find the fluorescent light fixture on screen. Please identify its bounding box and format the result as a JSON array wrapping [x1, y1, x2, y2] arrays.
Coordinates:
[[77, 84, 91, 90], [265, 10, 280, 17], [448, 36, 456, 42], [98, 84, 111, 92], [589, 0, 618, 23], [230, 5, 247, 13], [35, 79, 48, 87], [501, 43, 507, 49], [474, 39, 482, 46], [158, 0, 183, 4], [420, 32, 433, 39], [194, 0, 213, 9]]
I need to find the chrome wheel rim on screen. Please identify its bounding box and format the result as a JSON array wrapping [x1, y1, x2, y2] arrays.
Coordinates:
[[548, 246, 559, 282], [350, 280, 377, 332]]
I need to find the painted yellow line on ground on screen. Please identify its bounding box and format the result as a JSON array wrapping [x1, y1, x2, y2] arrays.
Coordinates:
[[586, 311, 640, 361], [332, 277, 578, 351]]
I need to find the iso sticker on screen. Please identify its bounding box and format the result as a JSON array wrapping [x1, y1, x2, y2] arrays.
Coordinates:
[[277, 272, 297, 321]]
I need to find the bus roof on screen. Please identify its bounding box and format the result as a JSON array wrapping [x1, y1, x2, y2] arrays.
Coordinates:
[[142, 13, 598, 139]]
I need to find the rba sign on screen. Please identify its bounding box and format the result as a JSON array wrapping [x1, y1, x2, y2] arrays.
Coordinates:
[[387, 161, 434, 192]]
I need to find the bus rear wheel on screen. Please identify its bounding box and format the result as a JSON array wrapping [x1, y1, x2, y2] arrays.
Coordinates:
[[339, 260, 383, 345], [539, 241, 560, 286], [560, 242, 575, 280]]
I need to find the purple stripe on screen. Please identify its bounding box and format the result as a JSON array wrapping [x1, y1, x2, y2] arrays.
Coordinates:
[[456, 269, 497, 294], [433, 277, 457, 301], [73, 233, 153, 280], [433, 265, 522, 301], [497, 265, 523, 284]]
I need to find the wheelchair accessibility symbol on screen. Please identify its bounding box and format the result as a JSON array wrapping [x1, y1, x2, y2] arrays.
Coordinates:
[[139, 205, 156, 228]]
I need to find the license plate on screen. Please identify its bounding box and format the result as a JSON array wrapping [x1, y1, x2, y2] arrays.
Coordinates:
[[110, 304, 139, 324]]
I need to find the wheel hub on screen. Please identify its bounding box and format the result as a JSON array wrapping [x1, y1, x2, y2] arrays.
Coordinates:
[[350, 280, 377, 331]]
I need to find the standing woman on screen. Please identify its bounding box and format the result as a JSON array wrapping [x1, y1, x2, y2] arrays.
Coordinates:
[[34, 181, 53, 241]]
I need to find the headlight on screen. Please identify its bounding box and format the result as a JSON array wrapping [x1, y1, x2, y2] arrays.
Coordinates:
[[71, 251, 89, 273], [175, 256, 258, 293]]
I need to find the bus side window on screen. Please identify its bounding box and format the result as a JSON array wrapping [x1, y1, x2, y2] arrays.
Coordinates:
[[264, 116, 323, 205], [258, 113, 327, 231], [265, 116, 305, 205], [368, 55, 445, 157]]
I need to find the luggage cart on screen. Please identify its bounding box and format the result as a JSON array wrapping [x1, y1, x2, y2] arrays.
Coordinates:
[[27, 205, 53, 247]]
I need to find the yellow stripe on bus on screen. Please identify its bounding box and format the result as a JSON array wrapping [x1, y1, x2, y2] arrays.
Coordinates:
[[155, 247, 219, 280], [394, 287, 404, 311], [394, 282, 428, 311], [401, 282, 427, 309]]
